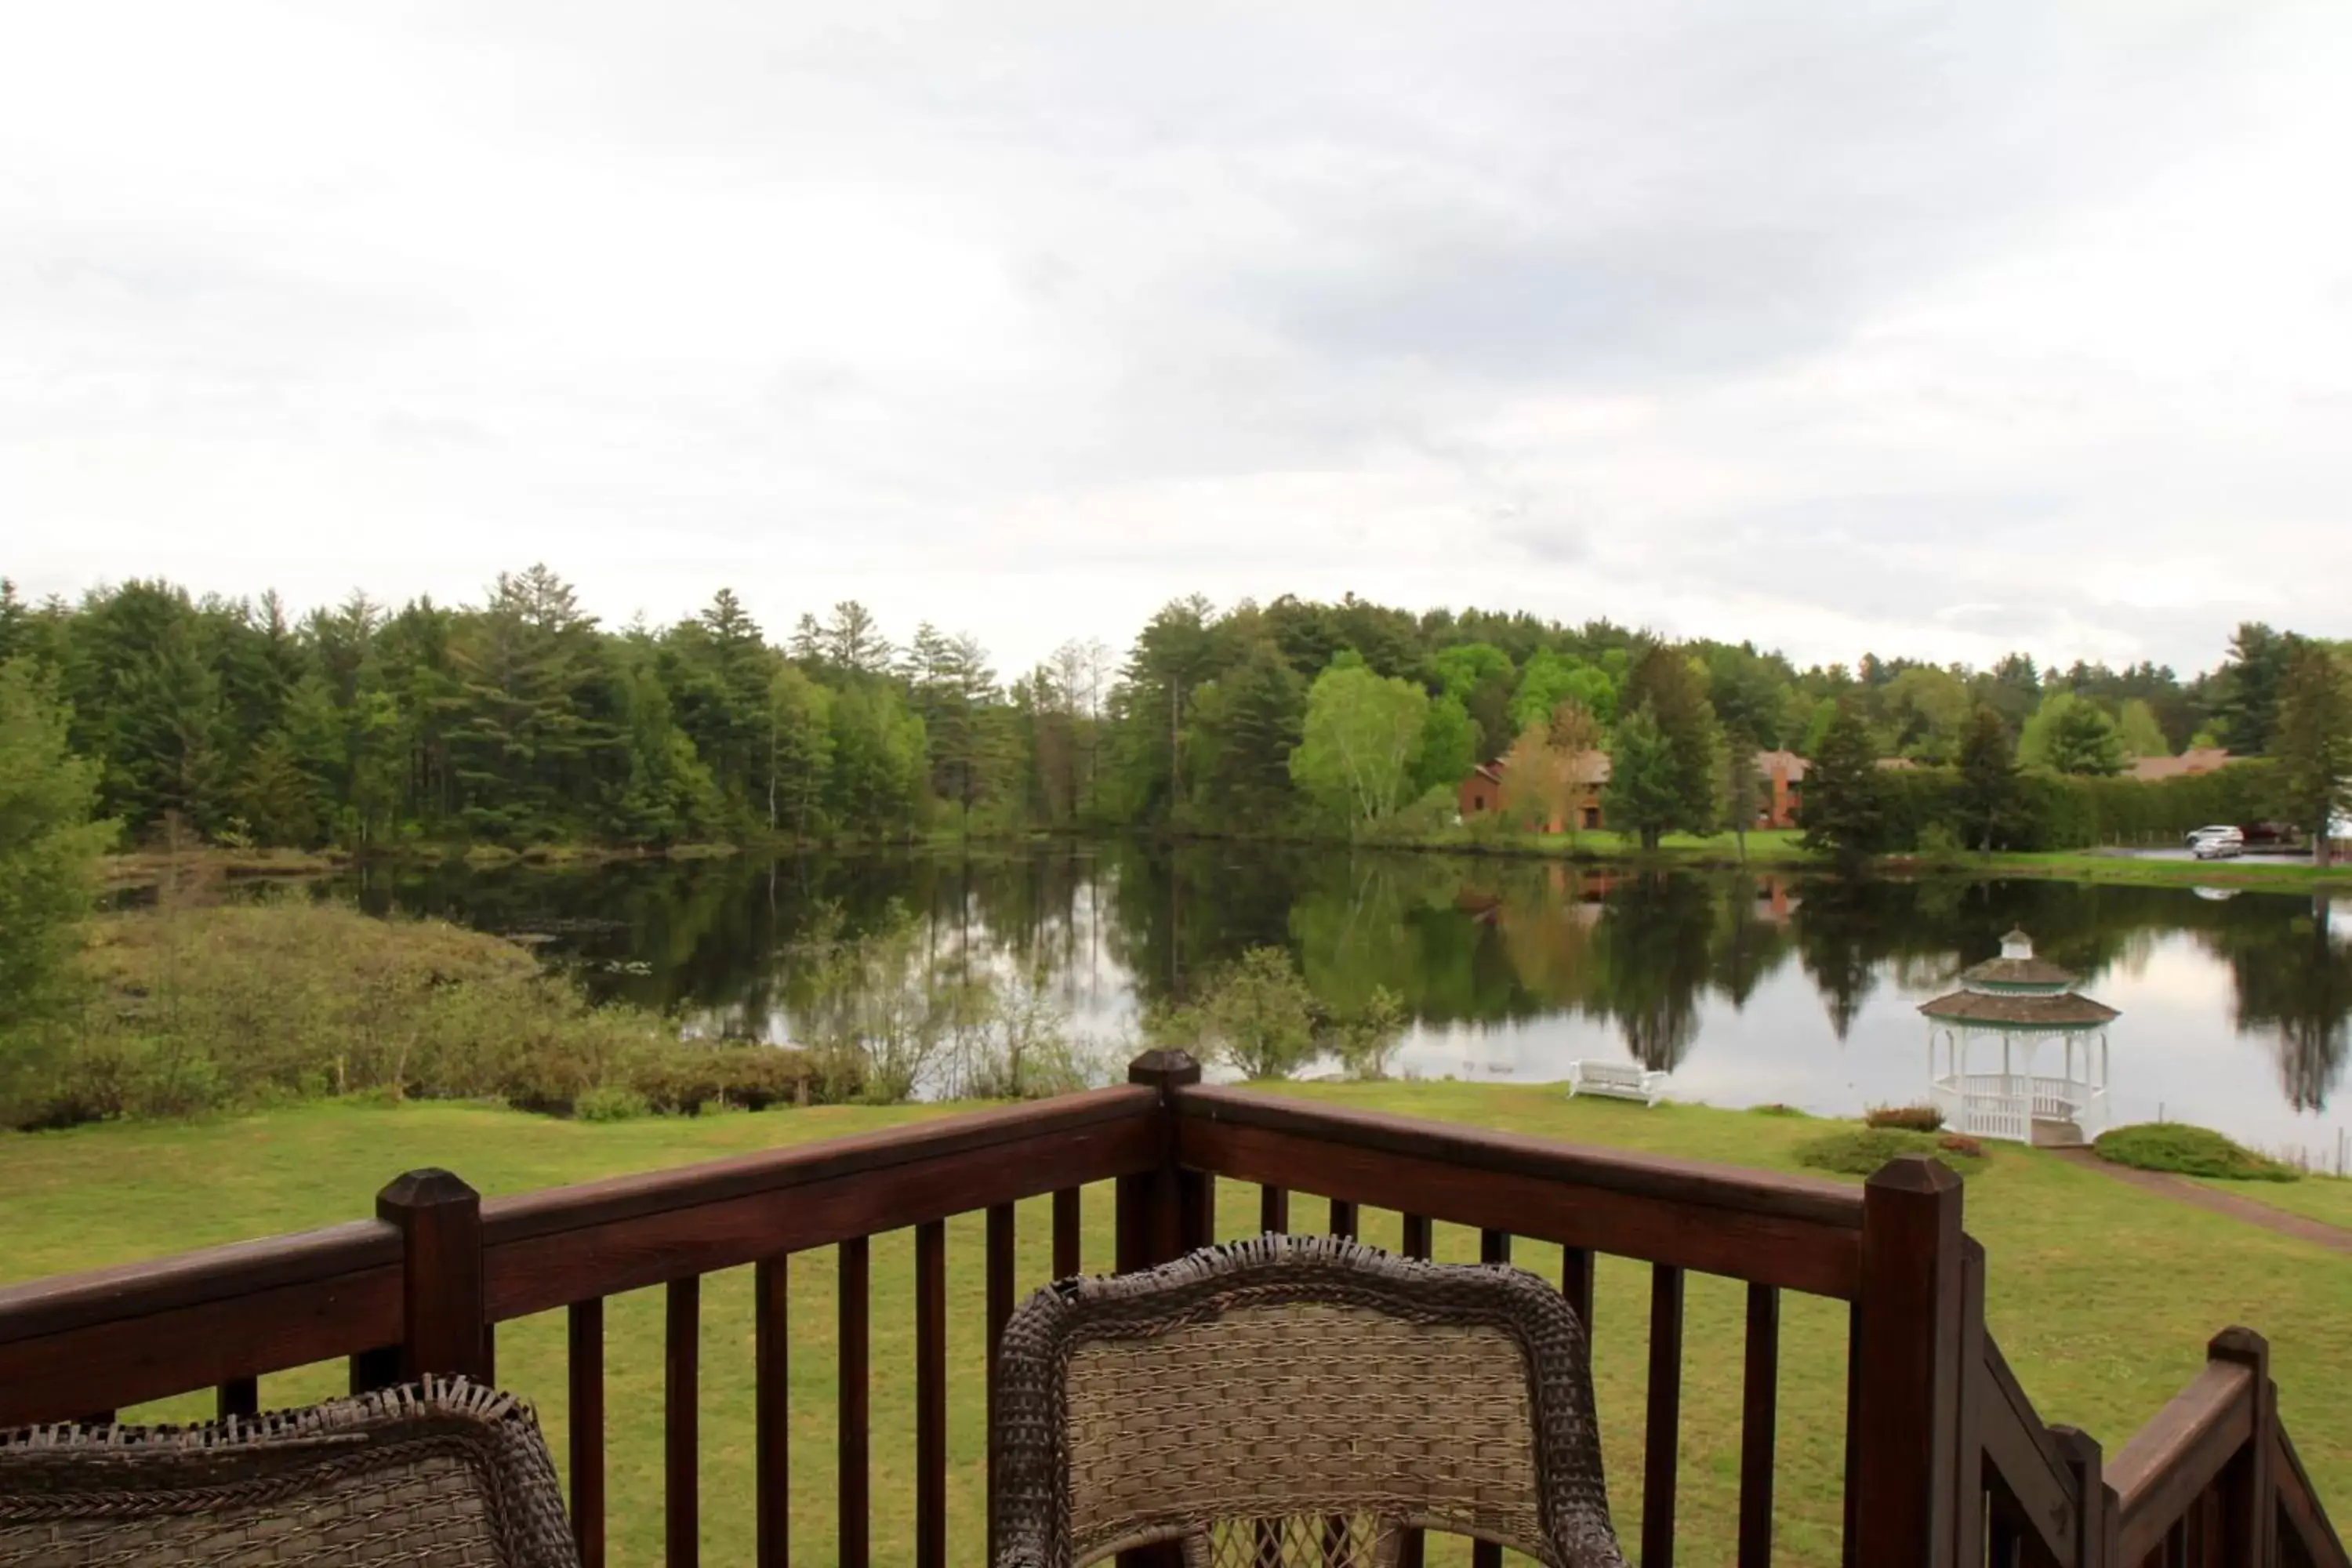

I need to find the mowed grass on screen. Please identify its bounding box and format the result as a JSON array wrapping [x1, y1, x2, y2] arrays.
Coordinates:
[[5, 1087, 2350, 1567], [2194, 1171, 2352, 1229]]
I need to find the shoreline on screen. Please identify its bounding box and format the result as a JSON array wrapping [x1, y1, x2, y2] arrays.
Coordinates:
[[100, 829, 2352, 895]]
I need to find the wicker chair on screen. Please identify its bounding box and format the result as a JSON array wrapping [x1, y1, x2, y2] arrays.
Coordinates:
[[0, 1377, 580, 1568], [993, 1233, 1629, 1568]]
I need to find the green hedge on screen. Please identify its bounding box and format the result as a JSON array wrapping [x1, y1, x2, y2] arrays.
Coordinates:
[[1835, 760, 2278, 852]]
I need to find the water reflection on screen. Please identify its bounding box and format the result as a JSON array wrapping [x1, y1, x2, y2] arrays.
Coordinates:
[[330, 844, 2352, 1163]]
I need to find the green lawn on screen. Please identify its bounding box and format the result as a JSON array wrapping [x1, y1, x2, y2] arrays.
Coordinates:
[[2194, 1170, 2352, 1229], [5, 1087, 2348, 1568]]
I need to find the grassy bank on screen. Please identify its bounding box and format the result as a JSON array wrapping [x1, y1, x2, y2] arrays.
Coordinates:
[[5, 900, 837, 1131], [1348, 823, 2352, 891], [5, 1084, 2346, 1566]]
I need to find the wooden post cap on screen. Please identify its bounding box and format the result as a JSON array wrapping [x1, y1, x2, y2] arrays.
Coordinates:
[[1863, 1152, 1964, 1196], [376, 1168, 481, 1216], [1127, 1050, 1201, 1087]]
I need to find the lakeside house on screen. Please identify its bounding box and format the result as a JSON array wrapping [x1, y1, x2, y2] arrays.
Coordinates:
[[2127, 746, 2235, 782], [1461, 748, 1806, 833]]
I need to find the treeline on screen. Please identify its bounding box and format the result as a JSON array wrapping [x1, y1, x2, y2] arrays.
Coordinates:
[[0, 568, 2336, 852]]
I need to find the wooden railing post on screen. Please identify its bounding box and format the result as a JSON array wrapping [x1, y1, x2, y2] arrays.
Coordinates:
[[376, 1168, 487, 1383], [1116, 1050, 1203, 1272], [2207, 1327, 2274, 1568], [1850, 1155, 1964, 1568], [1114, 1049, 1202, 1568], [2048, 1427, 2112, 1568]]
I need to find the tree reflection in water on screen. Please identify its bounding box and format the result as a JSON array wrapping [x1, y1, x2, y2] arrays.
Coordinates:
[[334, 844, 2352, 1114]]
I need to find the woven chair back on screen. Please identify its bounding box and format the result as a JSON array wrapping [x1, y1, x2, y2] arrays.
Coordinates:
[[0, 1377, 580, 1568], [993, 1234, 1627, 1568]]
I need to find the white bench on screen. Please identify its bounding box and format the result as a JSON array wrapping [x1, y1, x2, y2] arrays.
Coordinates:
[[1566, 1061, 1670, 1106]]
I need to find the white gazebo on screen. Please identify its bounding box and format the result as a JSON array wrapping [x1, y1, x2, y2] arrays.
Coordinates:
[[1919, 929, 2118, 1145]]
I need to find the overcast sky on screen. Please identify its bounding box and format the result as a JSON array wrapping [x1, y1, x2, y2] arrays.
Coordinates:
[[7, 2, 2350, 681]]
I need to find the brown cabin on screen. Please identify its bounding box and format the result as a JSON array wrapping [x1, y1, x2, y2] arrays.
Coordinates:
[[1464, 750, 1806, 833]]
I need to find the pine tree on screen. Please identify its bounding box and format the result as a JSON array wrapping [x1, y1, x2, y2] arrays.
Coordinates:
[[1955, 704, 2023, 852], [2271, 645, 2352, 866], [1603, 702, 1683, 851], [2045, 701, 2125, 776], [1799, 702, 1887, 867], [0, 659, 114, 1109], [234, 729, 323, 847], [1723, 728, 1759, 862]]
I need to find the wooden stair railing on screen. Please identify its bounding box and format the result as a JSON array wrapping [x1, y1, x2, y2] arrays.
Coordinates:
[[1976, 1320, 2349, 1568]]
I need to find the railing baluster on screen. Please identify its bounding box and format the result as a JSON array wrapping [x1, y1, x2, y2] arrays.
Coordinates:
[[1183, 1171, 1215, 1250], [1261, 1183, 1289, 1236], [348, 1344, 401, 1395], [1740, 1283, 1781, 1568], [1563, 1246, 1595, 1331], [1842, 1303, 1862, 1568], [754, 1263, 786, 1568], [1328, 1198, 1357, 1241], [916, 1221, 947, 1568], [839, 1237, 870, 1568], [216, 1376, 259, 1421], [1987, 1508, 2021, 1568], [570, 1298, 606, 1568], [1391, 1212, 1435, 1568], [1473, 1232, 1512, 1568], [987, 1203, 1015, 1562], [666, 1276, 699, 1568], [1053, 1186, 1082, 1279], [1645, 1263, 1686, 1568]]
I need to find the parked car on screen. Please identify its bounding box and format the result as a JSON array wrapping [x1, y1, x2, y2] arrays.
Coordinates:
[[2241, 821, 2296, 846], [2193, 835, 2243, 860], [2185, 824, 2245, 848]]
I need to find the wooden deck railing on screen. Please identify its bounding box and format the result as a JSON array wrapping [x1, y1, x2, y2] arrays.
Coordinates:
[[0, 1048, 2341, 1568]]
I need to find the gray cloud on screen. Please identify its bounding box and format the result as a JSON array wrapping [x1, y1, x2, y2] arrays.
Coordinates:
[[3, 0, 2348, 677]]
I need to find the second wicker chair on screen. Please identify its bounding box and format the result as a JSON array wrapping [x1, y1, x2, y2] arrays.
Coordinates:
[[992, 1232, 1629, 1568]]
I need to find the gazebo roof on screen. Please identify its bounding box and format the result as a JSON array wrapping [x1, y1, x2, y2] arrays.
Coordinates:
[[1960, 953, 2080, 987], [1957, 928, 2081, 989], [1918, 989, 2118, 1029]]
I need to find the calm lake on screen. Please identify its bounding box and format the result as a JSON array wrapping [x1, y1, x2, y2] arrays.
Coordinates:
[[333, 844, 2352, 1167]]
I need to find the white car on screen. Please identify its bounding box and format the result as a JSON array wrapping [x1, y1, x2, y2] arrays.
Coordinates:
[[2192, 833, 2243, 860], [2184, 824, 2245, 849]]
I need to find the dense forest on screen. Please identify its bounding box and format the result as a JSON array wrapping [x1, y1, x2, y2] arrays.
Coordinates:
[[0, 568, 2342, 854]]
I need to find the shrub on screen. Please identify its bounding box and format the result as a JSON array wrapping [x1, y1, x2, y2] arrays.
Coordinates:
[[1865, 1104, 1946, 1133], [1749, 1103, 1809, 1117], [574, 1086, 652, 1123], [2095, 1123, 2297, 1181], [1797, 1127, 1987, 1178], [1937, 1133, 1985, 1158], [627, 1043, 826, 1115]]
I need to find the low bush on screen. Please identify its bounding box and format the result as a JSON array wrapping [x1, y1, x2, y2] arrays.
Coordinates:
[[1796, 1127, 1987, 1179], [7, 899, 852, 1130], [1749, 1103, 1809, 1117], [2095, 1123, 2298, 1181], [628, 1042, 829, 1115], [1937, 1133, 1985, 1159], [574, 1086, 652, 1123], [1864, 1104, 1946, 1133]]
